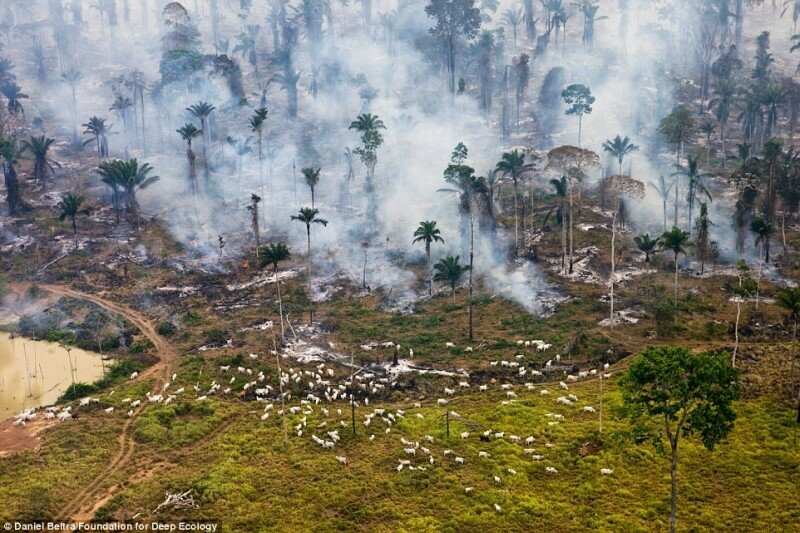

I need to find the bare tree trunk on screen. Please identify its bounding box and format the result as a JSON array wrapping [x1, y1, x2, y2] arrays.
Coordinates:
[[670, 443, 678, 533]]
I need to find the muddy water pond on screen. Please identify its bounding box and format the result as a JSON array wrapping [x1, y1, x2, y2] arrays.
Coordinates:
[[0, 332, 105, 420]]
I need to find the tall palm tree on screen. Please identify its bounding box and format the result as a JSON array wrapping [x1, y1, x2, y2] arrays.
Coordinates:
[[82, 116, 110, 157], [750, 215, 774, 309], [57, 192, 88, 234], [20, 136, 60, 189], [61, 67, 82, 146], [413, 220, 445, 296], [710, 78, 736, 167], [602, 134, 638, 175], [0, 136, 23, 215], [291, 207, 328, 323], [270, 47, 300, 118], [699, 119, 716, 168], [227, 136, 252, 206], [249, 107, 269, 204], [649, 175, 675, 232], [234, 24, 261, 76], [187, 101, 216, 186], [501, 8, 524, 48], [301, 166, 321, 208], [110, 95, 133, 158], [550, 176, 568, 273], [96, 161, 124, 224], [495, 149, 533, 255], [260, 242, 292, 338], [177, 123, 203, 211], [660, 227, 692, 314], [673, 156, 713, 228], [433, 255, 471, 302]]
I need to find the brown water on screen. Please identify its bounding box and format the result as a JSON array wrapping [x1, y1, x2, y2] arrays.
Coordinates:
[[0, 333, 105, 420]]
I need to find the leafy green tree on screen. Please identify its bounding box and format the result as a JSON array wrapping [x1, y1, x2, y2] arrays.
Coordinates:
[[710, 79, 736, 166], [561, 83, 594, 146], [634, 234, 660, 265], [673, 156, 712, 227], [260, 242, 291, 338], [0, 82, 28, 115], [602, 134, 638, 175], [0, 136, 23, 215], [349, 113, 386, 219], [61, 67, 82, 145], [425, 0, 482, 97], [177, 123, 203, 208], [302, 166, 321, 208], [291, 207, 328, 323], [82, 116, 109, 157], [20, 135, 60, 189], [660, 227, 692, 312], [620, 346, 740, 533], [433, 255, 471, 301], [96, 159, 159, 230], [186, 101, 216, 186], [57, 192, 89, 234], [413, 220, 445, 296], [495, 149, 534, 254], [658, 105, 695, 165]]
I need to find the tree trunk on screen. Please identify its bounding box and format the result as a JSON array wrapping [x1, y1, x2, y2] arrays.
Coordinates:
[[275, 265, 285, 338], [513, 181, 519, 256], [733, 300, 740, 367], [468, 213, 474, 342], [610, 208, 617, 325], [568, 187, 575, 273], [674, 252, 680, 325], [670, 443, 679, 533]]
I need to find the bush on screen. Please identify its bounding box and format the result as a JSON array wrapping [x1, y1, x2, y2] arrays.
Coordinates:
[[156, 320, 178, 337], [58, 382, 99, 402]]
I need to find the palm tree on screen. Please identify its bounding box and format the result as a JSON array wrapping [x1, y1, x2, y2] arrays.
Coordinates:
[[249, 107, 269, 205], [433, 255, 471, 302], [750, 215, 775, 308], [602, 135, 638, 175], [291, 207, 328, 323], [82, 116, 110, 157], [301, 166, 321, 208], [260, 242, 291, 339], [110, 95, 133, 158], [649, 175, 675, 232], [1, 82, 28, 115], [660, 227, 692, 315], [550, 176, 568, 273], [96, 159, 159, 230], [234, 24, 261, 76], [227, 136, 252, 206], [413, 220, 445, 296], [710, 79, 736, 167], [0, 136, 23, 215], [501, 8, 524, 48], [270, 48, 300, 118], [634, 234, 660, 265], [57, 192, 88, 234], [61, 67, 82, 146], [186, 101, 216, 186], [673, 156, 712, 227], [177, 123, 203, 211], [776, 287, 800, 398], [495, 149, 533, 255], [20, 136, 60, 189], [699, 119, 716, 168]]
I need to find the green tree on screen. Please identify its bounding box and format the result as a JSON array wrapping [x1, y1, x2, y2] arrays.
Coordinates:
[[301, 166, 321, 208], [20, 135, 60, 189], [425, 0, 482, 97], [291, 207, 328, 323], [634, 234, 660, 265], [495, 149, 533, 254], [96, 159, 159, 230], [57, 192, 88, 234], [413, 220, 445, 296], [694, 203, 713, 274], [82, 116, 110, 158], [659, 106, 695, 226], [110, 95, 133, 158], [602, 134, 638, 175], [673, 156, 712, 227], [260, 242, 291, 339], [660, 227, 692, 313], [561, 83, 594, 146], [620, 346, 740, 533], [649, 175, 675, 233], [176, 123, 203, 211], [61, 67, 83, 146], [249, 107, 269, 204], [186, 101, 216, 186], [0, 136, 23, 215], [433, 255, 471, 301], [710, 79, 736, 167]]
